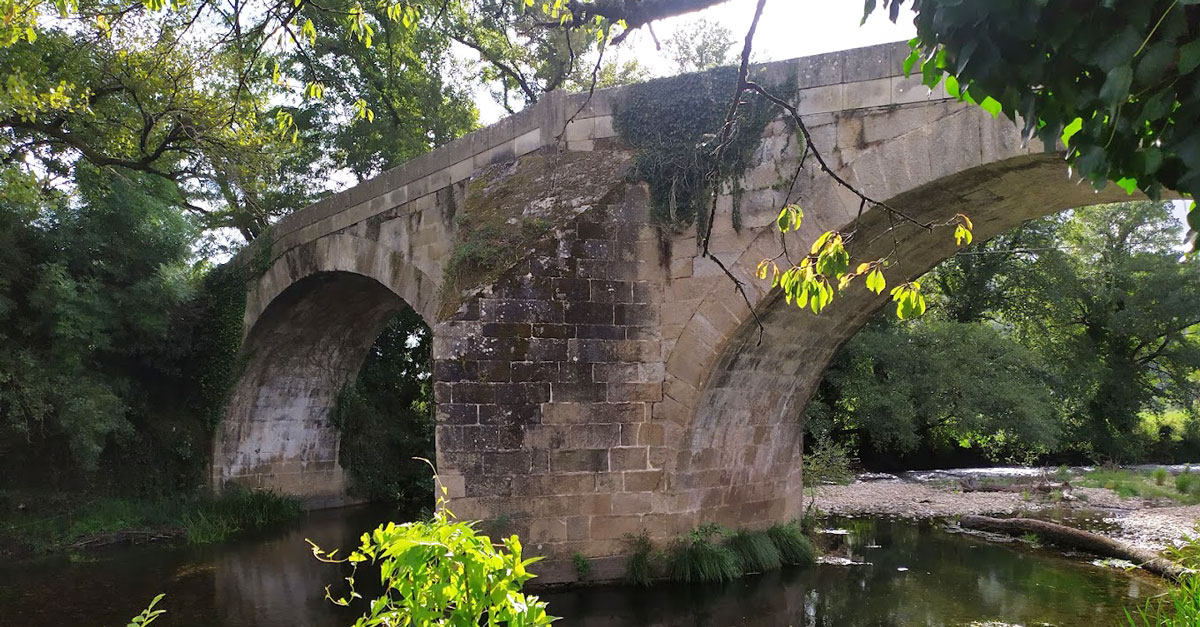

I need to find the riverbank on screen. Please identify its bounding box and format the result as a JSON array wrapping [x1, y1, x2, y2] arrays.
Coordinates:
[[0, 488, 302, 559], [813, 469, 1200, 553]]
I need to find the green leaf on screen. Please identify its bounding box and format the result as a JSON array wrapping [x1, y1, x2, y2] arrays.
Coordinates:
[[945, 74, 960, 99], [902, 43, 921, 76], [1099, 65, 1133, 107], [979, 96, 1002, 118], [865, 268, 886, 294], [1061, 117, 1084, 147], [1115, 177, 1138, 195], [1181, 40, 1200, 75]]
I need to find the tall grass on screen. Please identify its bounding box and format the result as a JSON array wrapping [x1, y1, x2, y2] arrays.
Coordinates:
[[724, 529, 781, 573], [666, 525, 740, 584], [624, 531, 655, 586], [1125, 576, 1200, 626], [767, 522, 816, 566], [0, 487, 302, 553], [182, 487, 302, 544]]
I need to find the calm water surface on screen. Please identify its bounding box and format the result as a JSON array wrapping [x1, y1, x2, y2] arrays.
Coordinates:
[[0, 506, 1163, 627]]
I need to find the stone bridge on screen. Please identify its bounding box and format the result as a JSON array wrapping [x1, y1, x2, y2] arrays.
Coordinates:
[[211, 41, 1132, 578]]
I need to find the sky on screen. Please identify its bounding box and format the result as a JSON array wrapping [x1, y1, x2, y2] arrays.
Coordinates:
[[476, 0, 918, 124]]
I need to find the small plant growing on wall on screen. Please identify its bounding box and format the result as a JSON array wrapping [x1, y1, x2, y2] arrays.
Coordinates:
[[572, 552, 593, 581], [624, 531, 657, 586]]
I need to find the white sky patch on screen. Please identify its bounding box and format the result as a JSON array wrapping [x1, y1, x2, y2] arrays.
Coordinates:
[[475, 0, 918, 124]]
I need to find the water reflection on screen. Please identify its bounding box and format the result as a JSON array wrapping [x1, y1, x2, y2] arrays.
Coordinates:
[[0, 512, 1159, 627], [543, 518, 1159, 627]]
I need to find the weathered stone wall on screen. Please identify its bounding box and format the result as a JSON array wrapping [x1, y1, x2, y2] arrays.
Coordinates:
[[214, 40, 1148, 581]]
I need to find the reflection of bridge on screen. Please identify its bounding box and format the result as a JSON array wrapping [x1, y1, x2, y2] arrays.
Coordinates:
[[211, 41, 1131, 578]]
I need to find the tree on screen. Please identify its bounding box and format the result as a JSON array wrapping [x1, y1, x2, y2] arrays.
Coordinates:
[[814, 201, 1200, 465], [1004, 202, 1200, 460], [927, 220, 1058, 324], [0, 165, 199, 476], [873, 0, 1200, 241], [808, 319, 1061, 465], [664, 18, 735, 74]]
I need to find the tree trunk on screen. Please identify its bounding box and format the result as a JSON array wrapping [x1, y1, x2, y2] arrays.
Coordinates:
[[958, 515, 1189, 581]]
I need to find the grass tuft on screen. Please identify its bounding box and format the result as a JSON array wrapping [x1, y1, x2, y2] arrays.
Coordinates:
[[724, 529, 782, 573], [1125, 574, 1200, 626], [766, 521, 816, 566], [1082, 469, 1198, 504], [624, 531, 655, 586], [666, 525, 740, 584]]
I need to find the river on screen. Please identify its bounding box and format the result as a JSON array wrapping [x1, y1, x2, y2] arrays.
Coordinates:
[[0, 505, 1163, 626]]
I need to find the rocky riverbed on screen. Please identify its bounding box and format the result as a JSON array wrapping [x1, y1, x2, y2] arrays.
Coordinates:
[[813, 473, 1200, 552]]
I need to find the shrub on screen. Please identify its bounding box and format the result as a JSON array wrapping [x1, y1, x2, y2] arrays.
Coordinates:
[[572, 552, 592, 581], [666, 525, 740, 584], [724, 529, 781, 574], [1176, 472, 1200, 496], [766, 522, 816, 566], [313, 507, 554, 625], [624, 532, 655, 586], [1155, 467, 1169, 486]]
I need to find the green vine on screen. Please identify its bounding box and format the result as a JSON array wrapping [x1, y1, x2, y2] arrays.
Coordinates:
[[185, 263, 249, 429], [613, 66, 783, 229]]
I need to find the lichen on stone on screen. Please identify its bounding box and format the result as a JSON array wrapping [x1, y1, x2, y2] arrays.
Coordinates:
[[438, 145, 633, 318]]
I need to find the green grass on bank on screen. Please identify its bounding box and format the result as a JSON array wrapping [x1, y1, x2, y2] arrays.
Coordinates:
[[1081, 468, 1200, 505], [0, 487, 301, 557]]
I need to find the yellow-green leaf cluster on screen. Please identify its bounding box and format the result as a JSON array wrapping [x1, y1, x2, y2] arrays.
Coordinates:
[[890, 281, 926, 320], [953, 213, 974, 246], [759, 204, 912, 318], [775, 204, 803, 233], [311, 483, 556, 627]]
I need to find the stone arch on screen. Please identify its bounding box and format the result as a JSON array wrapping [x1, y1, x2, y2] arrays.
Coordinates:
[[212, 233, 438, 507], [661, 102, 1142, 528]]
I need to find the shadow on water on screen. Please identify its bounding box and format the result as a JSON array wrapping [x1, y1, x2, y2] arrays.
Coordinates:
[[0, 512, 1162, 627]]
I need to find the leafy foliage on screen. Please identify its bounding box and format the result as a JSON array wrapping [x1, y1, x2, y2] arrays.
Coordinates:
[[312, 492, 555, 627], [758, 205, 972, 318], [871, 0, 1200, 246], [124, 594, 166, 627], [0, 166, 200, 478], [809, 320, 1060, 464], [814, 200, 1200, 465], [663, 18, 735, 74]]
